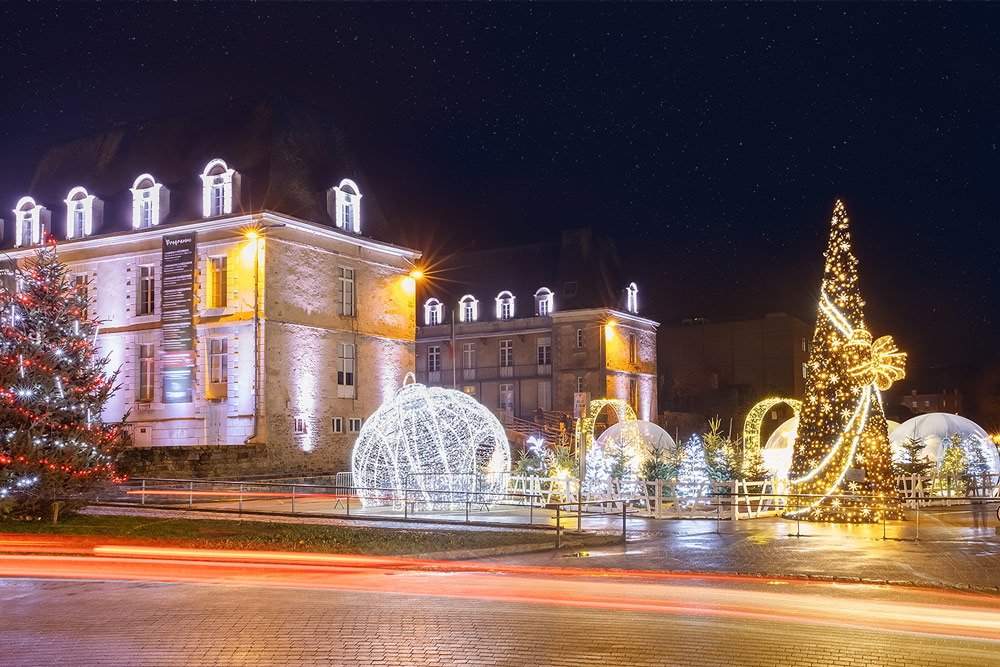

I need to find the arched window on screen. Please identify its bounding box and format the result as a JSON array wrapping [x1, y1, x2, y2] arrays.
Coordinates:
[[534, 287, 554, 316], [459, 295, 479, 323], [200, 159, 239, 217], [424, 298, 443, 326], [63, 187, 102, 240], [495, 291, 515, 320], [13, 197, 49, 248], [130, 173, 168, 229], [626, 282, 639, 314], [329, 178, 362, 233]]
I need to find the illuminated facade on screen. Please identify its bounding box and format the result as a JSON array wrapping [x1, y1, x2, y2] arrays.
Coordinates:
[[415, 229, 658, 424], [1, 97, 420, 475]]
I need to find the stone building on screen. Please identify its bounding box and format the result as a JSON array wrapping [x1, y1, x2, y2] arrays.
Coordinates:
[[414, 229, 658, 426], [1, 96, 420, 476]]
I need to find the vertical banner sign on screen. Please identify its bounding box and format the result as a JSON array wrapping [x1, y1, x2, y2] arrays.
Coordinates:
[[161, 232, 197, 403]]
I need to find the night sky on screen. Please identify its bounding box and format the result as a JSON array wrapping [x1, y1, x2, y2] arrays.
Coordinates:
[[1, 3, 997, 416]]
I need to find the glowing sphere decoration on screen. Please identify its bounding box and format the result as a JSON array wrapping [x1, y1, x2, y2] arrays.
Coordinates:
[[351, 375, 512, 508], [888, 413, 1000, 475]]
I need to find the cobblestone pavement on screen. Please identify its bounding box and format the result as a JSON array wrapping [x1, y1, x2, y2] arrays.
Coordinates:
[[1, 578, 998, 666]]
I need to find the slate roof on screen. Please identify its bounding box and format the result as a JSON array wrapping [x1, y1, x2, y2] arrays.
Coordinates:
[[4, 94, 388, 246], [417, 228, 637, 320]]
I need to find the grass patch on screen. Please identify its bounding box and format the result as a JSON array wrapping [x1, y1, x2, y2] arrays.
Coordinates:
[[0, 512, 558, 556]]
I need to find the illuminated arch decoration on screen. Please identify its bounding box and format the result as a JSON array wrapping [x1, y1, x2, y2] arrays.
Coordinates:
[[580, 399, 637, 451], [744, 397, 803, 463], [351, 373, 511, 509]]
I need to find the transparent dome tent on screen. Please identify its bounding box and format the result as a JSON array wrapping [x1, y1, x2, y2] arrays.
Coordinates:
[[888, 413, 1000, 475], [351, 375, 512, 509], [593, 420, 676, 479]]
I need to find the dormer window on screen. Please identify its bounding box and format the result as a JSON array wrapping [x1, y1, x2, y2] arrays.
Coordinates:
[[130, 174, 168, 229], [495, 291, 515, 320], [459, 295, 479, 323], [63, 187, 101, 240], [13, 197, 49, 248], [200, 159, 239, 218], [534, 287, 554, 316], [329, 178, 362, 233], [424, 298, 443, 326], [626, 282, 639, 314]]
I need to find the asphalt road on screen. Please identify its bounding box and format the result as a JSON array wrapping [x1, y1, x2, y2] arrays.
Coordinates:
[[2, 550, 999, 666]]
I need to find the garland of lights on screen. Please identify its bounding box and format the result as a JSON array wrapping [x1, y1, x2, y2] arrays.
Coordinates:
[[786, 201, 907, 523], [351, 374, 511, 509]]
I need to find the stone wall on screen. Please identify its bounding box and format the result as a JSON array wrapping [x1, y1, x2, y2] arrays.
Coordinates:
[[121, 442, 349, 479]]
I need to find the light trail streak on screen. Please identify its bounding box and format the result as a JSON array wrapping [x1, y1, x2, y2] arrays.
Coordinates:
[[1, 548, 999, 643]]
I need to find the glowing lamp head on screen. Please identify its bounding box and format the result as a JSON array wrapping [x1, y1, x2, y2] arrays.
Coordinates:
[[409, 270, 423, 280], [244, 230, 261, 241], [402, 276, 416, 295], [604, 320, 616, 341]]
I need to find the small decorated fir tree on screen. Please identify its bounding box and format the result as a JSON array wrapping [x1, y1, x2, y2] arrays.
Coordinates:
[[0, 239, 130, 519], [894, 436, 934, 477], [788, 201, 906, 522]]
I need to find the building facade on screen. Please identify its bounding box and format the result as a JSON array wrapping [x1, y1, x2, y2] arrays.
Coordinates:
[[2, 97, 420, 476], [414, 230, 658, 425]]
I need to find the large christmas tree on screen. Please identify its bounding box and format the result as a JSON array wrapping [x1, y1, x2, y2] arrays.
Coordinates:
[[0, 238, 130, 518], [788, 201, 906, 523]]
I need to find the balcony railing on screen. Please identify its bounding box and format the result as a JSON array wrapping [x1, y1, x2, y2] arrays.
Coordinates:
[[417, 364, 552, 384]]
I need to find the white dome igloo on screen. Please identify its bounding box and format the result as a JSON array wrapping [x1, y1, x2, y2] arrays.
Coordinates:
[[351, 378, 512, 508], [888, 413, 999, 474], [764, 417, 901, 479]]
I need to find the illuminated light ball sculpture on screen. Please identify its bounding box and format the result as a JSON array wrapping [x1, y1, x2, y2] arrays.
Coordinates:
[[351, 374, 511, 509]]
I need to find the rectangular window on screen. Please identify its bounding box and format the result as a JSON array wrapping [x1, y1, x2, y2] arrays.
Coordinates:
[[538, 380, 552, 411], [137, 344, 155, 402], [339, 267, 355, 317], [563, 281, 578, 296], [537, 337, 551, 366], [140, 195, 154, 228], [349, 417, 362, 433], [801, 338, 807, 352], [463, 301, 475, 322], [462, 343, 475, 369], [629, 377, 638, 411], [499, 383, 513, 410], [138, 265, 155, 316], [208, 257, 227, 309], [210, 178, 225, 216], [338, 343, 356, 397], [428, 307, 440, 325], [628, 334, 637, 364], [293, 417, 307, 435], [802, 363, 808, 379], [20, 215, 34, 247], [74, 274, 89, 320], [538, 297, 550, 316], [332, 417, 343, 434], [428, 345, 441, 373], [343, 196, 354, 229], [577, 376, 584, 394], [499, 340, 513, 367], [72, 206, 85, 238], [462, 385, 476, 397], [500, 300, 513, 319], [208, 338, 228, 396], [576, 328, 583, 348]]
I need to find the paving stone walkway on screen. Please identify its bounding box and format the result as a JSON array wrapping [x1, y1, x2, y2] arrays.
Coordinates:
[[1, 578, 997, 666]]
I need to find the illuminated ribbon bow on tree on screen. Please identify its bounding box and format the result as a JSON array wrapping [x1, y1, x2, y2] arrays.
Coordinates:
[[842, 329, 906, 391]]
